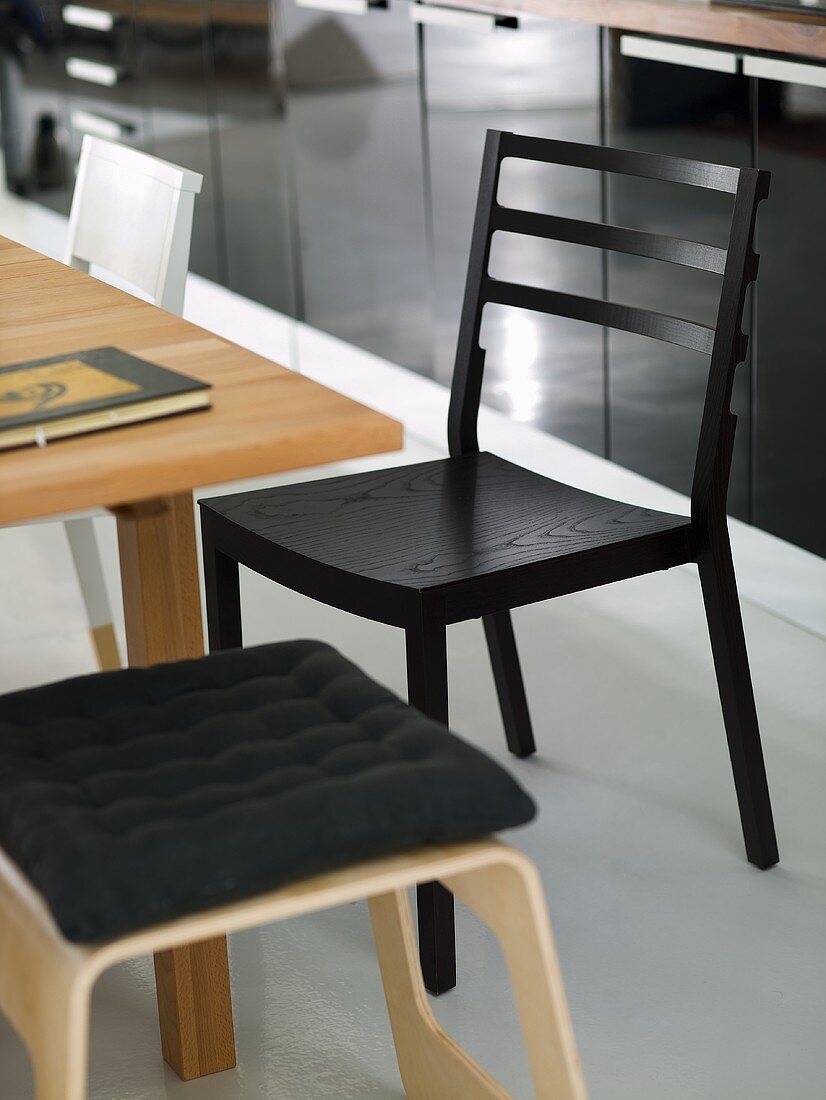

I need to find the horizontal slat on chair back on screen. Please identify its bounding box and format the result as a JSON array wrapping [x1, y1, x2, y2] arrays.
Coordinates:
[[492, 207, 728, 276], [483, 136, 737, 353], [449, 129, 769, 526], [483, 278, 716, 355], [499, 132, 742, 193]]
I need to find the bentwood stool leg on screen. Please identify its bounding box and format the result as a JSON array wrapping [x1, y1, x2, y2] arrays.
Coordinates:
[[370, 849, 587, 1100], [697, 528, 779, 870], [483, 611, 536, 758], [0, 858, 91, 1100], [405, 605, 457, 996], [442, 851, 587, 1100]]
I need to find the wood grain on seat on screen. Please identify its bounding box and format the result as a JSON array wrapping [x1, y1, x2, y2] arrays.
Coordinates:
[[202, 452, 692, 605]]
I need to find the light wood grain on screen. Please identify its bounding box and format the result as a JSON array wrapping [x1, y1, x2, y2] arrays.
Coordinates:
[[115, 493, 236, 1079], [89, 624, 120, 671], [0, 239, 402, 525], [438, 0, 826, 61], [0, 840, 585, 1099], [445, 857, 587, 1100], [0, 237, 401, 1081], [369, 889, 511, 1099]]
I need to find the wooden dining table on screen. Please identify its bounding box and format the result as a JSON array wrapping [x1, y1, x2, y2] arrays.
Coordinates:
[[0, 236, 402, 1080]]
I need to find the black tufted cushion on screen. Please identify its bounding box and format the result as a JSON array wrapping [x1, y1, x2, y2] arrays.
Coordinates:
[[0, 641, 535, 943]]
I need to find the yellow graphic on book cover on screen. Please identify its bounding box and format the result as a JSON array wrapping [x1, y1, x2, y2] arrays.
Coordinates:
[[0, 360, 141, 420]]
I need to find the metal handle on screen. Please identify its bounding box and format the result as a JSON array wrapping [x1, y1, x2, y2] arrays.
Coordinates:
[[619, 35, 738, 75], [743, 54, 826, 89], [65, 57, 124, 87], [70, 108, 134, 140], [62, 5, 116, 32], [409, 3, 517, 32]]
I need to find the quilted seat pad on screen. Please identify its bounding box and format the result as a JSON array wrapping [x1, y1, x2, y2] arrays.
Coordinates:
[[0, 641, 535, 942]]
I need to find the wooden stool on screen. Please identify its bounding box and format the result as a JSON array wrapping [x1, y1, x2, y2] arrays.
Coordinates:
[[0, 641, 586, 1098]]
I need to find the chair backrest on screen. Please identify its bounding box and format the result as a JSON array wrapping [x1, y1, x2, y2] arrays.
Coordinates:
[[448, 129, 769, 528], [64, 135, 203, 315]]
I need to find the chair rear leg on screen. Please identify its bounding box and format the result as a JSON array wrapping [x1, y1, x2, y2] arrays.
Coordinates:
[[443, 852, 587, 1100], [64, 517, 121, 671], [698, 537, 778, 869], [406, 611, 456, 996], [483, 611, 536, 758]]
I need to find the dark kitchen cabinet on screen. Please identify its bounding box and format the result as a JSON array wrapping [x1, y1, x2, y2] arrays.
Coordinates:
[[748, 55, 826, 558], [138, 0, 225, 284], [0, 2, 71, 215], [280, 0, 432, 374], [61, 2, 151, 160], [210, 0, 295, 314], [607, 33, 754, 521], [422, 10, 605, 454]]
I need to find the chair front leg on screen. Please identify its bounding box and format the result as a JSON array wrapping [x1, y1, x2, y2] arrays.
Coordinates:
[[442, 852, 587, 1100], [405, 607, 456, 996]]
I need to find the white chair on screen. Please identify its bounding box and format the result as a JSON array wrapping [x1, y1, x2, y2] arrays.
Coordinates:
[[61, 135, 203, 670]]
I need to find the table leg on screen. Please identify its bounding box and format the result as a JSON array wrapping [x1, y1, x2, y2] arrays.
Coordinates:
[[114, 493, 237, 1081]]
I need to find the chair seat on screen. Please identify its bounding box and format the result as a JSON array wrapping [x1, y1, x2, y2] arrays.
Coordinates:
[[201, 452, 693, 617], [0, 641, 535, 943]]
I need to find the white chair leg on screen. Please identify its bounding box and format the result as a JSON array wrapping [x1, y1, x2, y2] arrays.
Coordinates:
[[369, 888, 511, 1099], [63, 516, 121, 671], [443, 854, 588, 1100]]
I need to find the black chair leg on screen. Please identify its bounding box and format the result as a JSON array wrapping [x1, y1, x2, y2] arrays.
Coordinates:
[[406, 608, 457, 996], [203, 536, 242, 652], [483, 611, 536, 758], [698, 536, 779, 870]]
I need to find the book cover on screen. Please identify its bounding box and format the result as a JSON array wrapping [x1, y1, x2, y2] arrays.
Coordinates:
[[0, 347, 211, 449]]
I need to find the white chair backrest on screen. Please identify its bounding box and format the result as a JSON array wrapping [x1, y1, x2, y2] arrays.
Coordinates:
[[65, 135, 203, 315]]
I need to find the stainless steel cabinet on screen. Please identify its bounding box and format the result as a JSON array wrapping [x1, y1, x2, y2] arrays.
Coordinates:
[[138, 0, 225, 285], [748, 56, 826, 558], [62, 2, 151, 159], [0, 1, 72, 215], [280, 0, 432, 373], [607, 34, 753, 521], [211, 0, 295, 314], [422, 9, 605, 454]]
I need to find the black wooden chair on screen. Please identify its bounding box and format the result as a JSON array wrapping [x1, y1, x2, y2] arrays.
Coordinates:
[[199, 130, 777, 999]]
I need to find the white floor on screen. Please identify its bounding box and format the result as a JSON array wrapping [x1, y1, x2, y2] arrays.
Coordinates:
[[1, 197, 825, 1098]]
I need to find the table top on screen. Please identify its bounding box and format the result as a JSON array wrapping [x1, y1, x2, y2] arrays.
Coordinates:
[[0, 238, 402, 525], [439, 0, 826, 60]]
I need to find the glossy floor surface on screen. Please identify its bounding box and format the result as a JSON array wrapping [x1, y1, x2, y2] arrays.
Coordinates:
[[2, 429, 825, 1098]]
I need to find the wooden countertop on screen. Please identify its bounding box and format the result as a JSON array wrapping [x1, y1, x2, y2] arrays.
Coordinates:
[[435, 0, 826, 61]]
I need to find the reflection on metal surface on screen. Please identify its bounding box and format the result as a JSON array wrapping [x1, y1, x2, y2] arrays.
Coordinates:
[[66, 57, 123, 86], [488, 310, 543, 423], [62, 5, 116, 32]]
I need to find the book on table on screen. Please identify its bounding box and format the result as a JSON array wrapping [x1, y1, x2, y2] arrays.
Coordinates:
[[0, 347, 211, 451]]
